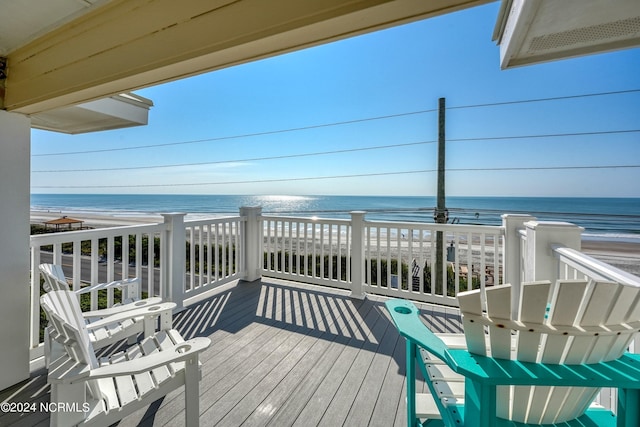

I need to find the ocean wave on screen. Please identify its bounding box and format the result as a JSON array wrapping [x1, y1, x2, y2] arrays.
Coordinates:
[[582, 233, 640, 243]]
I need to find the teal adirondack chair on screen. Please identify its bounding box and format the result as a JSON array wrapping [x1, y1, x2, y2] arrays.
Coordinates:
[[386, 280, 640, 426]]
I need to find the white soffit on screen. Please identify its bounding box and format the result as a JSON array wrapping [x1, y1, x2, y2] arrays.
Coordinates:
[[30, 93, 153, 134], [0, 0, 110, 56], [493, 0, 640, 69]]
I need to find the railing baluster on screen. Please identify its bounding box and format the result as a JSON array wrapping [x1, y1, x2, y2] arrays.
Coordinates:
[[480, 232, 486, 293], [320, 224, 325, 280], [429, 229, 436, 295], [295, 221, 301, 276], [188, 227, 195, 291], [122, 234, 130, 280], [107, 235, 114, 306], [288, 220, 293, 275], [206, 224, 212, 284], [147, 232, 154, 296], [215, 223, 220, 279], [376, 226, 381, 288], [53, 243, 62, 265], [90, 238, 99, 310], [198, 225, 204, 288], [72, 241, 81, 291], [222, 223, 227, 278], [329, 224, 334, 280], [312, 223, 317, 277]]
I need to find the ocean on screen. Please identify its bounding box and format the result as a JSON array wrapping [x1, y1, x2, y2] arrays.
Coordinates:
[[31, 194, 640, 241]]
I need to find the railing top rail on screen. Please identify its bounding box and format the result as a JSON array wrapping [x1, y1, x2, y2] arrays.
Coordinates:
[[365, 219, 505, 234], [552, 244, 640, 288], [259, 214, 351, 226], [184, 215, 245, 227], [30, 222, 166, 246]]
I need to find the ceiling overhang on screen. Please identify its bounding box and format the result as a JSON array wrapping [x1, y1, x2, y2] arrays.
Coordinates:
[[3, 0, 490, 115], [30, 92, 153, 134], [493, 0, 640, 69]]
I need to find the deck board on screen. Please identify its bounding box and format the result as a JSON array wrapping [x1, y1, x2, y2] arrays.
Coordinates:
[[0, 278, 461, 427]]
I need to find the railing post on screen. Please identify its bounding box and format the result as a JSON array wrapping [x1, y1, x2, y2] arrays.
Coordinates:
[[502, 214, 535, 319], [162, 213, 186, 310], [240, 206, 263, 282], [523, 220, 583, 284], [350, 211, 366, 299]]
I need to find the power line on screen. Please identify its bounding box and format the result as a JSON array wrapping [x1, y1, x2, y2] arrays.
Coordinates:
[[449, 129, 640, 143], [32, 170, 432, 189], [448, 165, 640, 172], [31, 164, 640, 189], [32, 140, 435, 173], [32, 129, 640, 173], [447, 89, 640, 110], [32, 109, 438, 157], [32, 88, 640, 158]]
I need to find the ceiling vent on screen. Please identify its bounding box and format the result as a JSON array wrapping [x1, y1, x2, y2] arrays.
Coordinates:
[[493, 0, 640, 69]]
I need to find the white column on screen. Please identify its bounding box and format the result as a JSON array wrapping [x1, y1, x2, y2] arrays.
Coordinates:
[[0, 110, 31, 389], [501, 214, 536, 319], [350, 211, 366, 299], [239, 206, 262, 282], [162, 213, 186, 310], [523, 220, 583, 284]]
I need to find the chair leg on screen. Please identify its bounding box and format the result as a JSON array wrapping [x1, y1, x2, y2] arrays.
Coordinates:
[[184, 357, 200, 426], [406, 340, 418, 427], [50, 382, 86, 426], [44, 326, 51, 368], [464, 378, 496, 427], [618, 388, 640, 427]]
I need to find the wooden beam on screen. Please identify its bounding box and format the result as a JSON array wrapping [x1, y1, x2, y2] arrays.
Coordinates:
[[5, 0, 489, 114]]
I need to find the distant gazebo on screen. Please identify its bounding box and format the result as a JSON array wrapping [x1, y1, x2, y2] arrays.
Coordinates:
[[43, 216, 84, 231]]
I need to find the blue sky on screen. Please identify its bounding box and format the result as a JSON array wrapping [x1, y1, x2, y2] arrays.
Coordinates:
[[31, 2, 640, 197]]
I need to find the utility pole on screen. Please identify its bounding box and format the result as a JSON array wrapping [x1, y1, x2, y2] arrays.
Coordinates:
[[435, 98, 447, 293]]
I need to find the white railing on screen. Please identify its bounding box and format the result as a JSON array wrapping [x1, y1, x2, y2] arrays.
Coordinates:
[[29, 206, 640, 413], [259, 213, 505, 306], [183, 216, 246, 303], [29, 222, 167, 356], [260, 215, 352, 290], [554, 245, 640, 287], [363, 221, 504, 306], [28, 213, 247, 358]]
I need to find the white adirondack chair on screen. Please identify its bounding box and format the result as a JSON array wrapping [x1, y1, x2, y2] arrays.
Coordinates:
[[41, 289, 211, 427], [39, 263, 163, 310], [39, 263, 171, 367], [388, 279, 640, 426]]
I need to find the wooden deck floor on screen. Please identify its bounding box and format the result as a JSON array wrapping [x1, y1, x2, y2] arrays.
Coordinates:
[[0, 278, 462, 427]]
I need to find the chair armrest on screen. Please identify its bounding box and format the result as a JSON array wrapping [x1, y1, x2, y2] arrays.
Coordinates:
[[84, 302, 176, 331], [82, 296, 163, 319], [48, 337, 211, 384], [385, 299, 455, 366], [74, 277, 141, 299], [89, 337, 211, 379]]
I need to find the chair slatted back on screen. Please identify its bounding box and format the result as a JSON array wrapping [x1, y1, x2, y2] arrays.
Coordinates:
[[41, 290, 101, 399], [458, 279, 640, 424], [39, 264, 71, 292]]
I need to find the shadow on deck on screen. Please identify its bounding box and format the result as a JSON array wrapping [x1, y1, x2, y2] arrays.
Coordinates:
[[0, 278, 462, 427]]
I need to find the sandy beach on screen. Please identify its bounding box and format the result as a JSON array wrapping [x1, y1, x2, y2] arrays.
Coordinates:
[[31, 210, 640, 277], [31, 211, 167, 229]]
